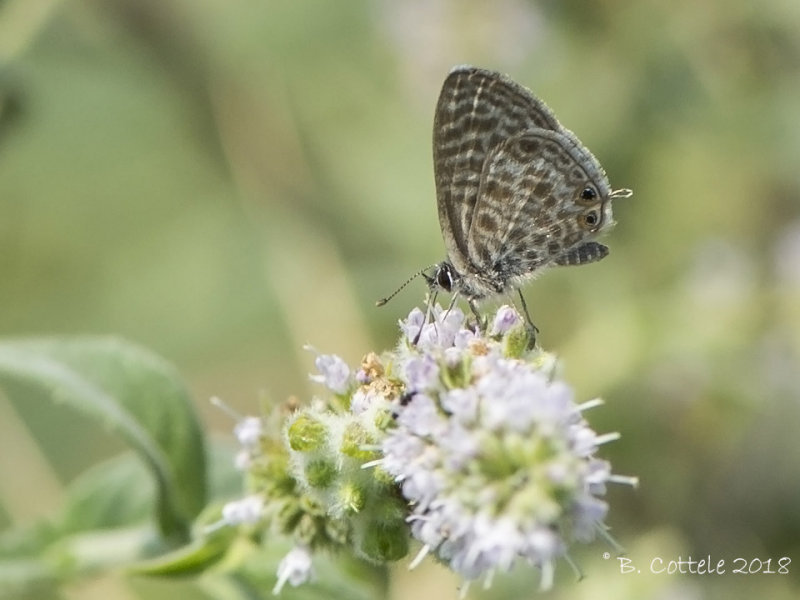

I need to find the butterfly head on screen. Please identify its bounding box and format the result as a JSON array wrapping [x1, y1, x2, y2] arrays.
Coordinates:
[[425, 261, 457, 293]]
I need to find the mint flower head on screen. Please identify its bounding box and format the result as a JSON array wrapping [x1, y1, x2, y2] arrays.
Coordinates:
[[216, 304, 635, 594], [377, 305, 632, 589]]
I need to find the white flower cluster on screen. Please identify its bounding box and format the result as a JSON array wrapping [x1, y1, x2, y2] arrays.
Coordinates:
[[219, 304, 633, 594], [379, 305, 633, 589]]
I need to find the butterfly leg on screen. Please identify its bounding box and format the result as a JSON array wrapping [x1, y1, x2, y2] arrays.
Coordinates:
[[467, 298, 488, 333], [516, 290, 539, 345], [440, 290, 465, 334], [443, 291, 460, 319], [414, 290, 439, 345]]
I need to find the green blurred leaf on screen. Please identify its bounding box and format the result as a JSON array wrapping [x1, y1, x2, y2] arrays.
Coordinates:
[[0, 452, 203, 598], [130, 502, 238, 577], [129, 532, 235, 577], [135, 522, 388, 598], [0, 337, 207, 542], [57, 452, 155, 534], [238, 541, 388, 600], [127, 441, 260, 578]]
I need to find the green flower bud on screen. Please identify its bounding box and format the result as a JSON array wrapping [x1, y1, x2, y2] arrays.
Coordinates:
[[340, 422, 377, 460], [287, 413, 327, 452], [502, 321, 532, 358], [338, 481, 366, 514], [304, 459, 337, 489], [355, 518, 409, 563]]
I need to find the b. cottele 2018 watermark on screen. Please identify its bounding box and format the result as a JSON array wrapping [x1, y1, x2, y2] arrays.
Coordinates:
[[605, 553, 791, 575]]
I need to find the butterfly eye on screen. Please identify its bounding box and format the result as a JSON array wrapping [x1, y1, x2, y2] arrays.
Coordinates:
[[436, 265, 454, 291], [580, 186, 597, 201]]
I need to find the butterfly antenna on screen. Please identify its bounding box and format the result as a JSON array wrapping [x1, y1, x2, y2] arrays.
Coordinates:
[[375, 265, 436, 307], [611, 188, 633, 199]]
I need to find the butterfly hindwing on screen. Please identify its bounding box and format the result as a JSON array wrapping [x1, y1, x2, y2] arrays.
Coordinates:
[[467, 130, 612, 282]]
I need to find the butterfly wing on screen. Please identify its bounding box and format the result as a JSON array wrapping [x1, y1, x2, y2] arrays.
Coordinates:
[[433, 66, 563, 275], [466, 129, 613, 287]]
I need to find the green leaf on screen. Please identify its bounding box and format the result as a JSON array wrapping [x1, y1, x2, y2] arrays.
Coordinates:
[[130, 524, 238, 577], [127, 441, 259, 577], [0, 453, 189, 596], [0, 452, 164, 565], [0, 337, 207, 542], [239, 542, 388, 600], [179, 538, 389, 600], [58, 452, 155, 534]]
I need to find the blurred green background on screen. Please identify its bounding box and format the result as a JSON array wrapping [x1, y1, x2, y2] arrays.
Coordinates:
[[1, 0, 799, 598]]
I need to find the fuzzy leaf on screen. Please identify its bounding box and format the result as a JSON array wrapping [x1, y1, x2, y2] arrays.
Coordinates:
[[0, 337, 207, 542]]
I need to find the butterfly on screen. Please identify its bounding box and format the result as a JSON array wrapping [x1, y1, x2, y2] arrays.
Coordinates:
[[379, 65, 631, 330]]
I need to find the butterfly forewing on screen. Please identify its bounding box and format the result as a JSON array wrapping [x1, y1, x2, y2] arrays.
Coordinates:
[[433, 66, 565, 275]]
